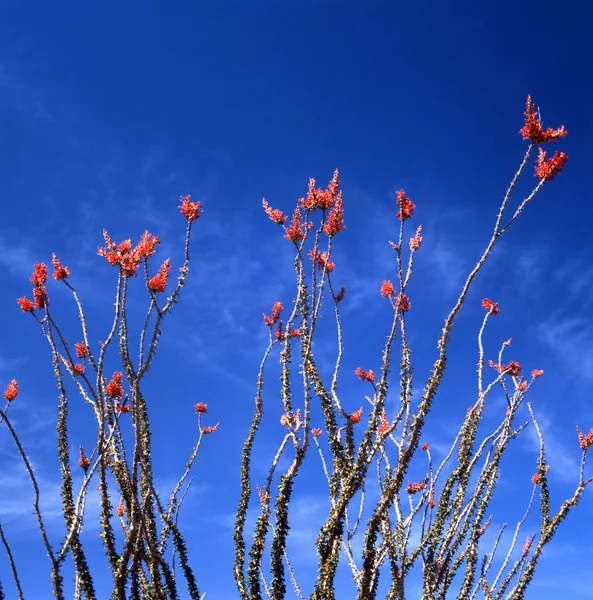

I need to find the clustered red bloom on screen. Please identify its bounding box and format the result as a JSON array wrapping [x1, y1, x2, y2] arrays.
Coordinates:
[[105, 372, 124, 399], [309, 250, 335, 273], [203, 423, 219, 435], [17, 297, 35, 313], [489, 360, 521, 377], [323, 194, 345, 237], [532, 369, 544, 379], [396, 190, 415, 221], [285, 208, 307, 244], [262, 199, 287, 225], [482, 298, 500, 316], [428, 489, 435, 509], [409, 225, 423, 251], [421, 442, 430, 451], [116, 402, 131, 415], [311, 428, 323, 437], [136, 231, 161, 260], [148, 259, 171, 293], [522, 537, 532, 555], [531, 465, 550, 485], [72, 363, 85, 376], [380, 280, 396, 298], [194, 402, 208, 414], [79, 446, 91, 471], [577, 427, 593, 451], [378, 410, 389, 436], [51, 254, 70, 281], [179, 194, 203, 222], [75, 342, 89, 359], [299, 170, 342, 213], [406, 480, 427, 494], [33, 287, 47, 309], [3, 380, 18, 402], [116, 499, 126, 517], [30, 263, 48, 287], [354, 367, 376, 383], [349, 407, 364, 425], [517, 381, 528, 392], [535, 148, 568, 181], [263, 301, 283, 327], [520, 96, 567, 144], [395, 293, 410, 313], [98, 233, 138, 277], [274, 322, 300, 341]]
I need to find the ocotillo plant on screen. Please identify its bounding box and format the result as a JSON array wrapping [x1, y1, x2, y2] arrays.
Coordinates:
[[0, 96, 591, 600]]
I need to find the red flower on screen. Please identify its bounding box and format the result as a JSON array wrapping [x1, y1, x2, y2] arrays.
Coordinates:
[[309, 250, 335, 273], [354, 367, 375, 383], [531, 465, 549, 485], [136, 231, 160, 259], [75, 343, 88, 359], [505, 361, 522, 377], [105, 372, 123, 399], [148, 259, 171, 293], [17, 296, 35, 313], [406, 480, 427, 494], [72, 364, 85, 376], [263, 301, 283, 327], [577, 427, 593, 451], [116, 403, 131, 415], [79, 446, 91, 471], [262, 199, 287, 225], [311, 428, 323, 437], [3, 380, 18, 402], [194, 402, 208, 414], [395, 294, 410, 313], [116, 499, 126, 517], [98, 231, 142, 277], [531, 369, 544, 379], [203, 423, 219, 435], [33, 287, 48, 309], [380, 280, 396, 298], [520, 96, 567, 144], [378, 410, 389, 436], [535, 148, 568, 181], [349, 407, 364, 425], [421, 442, 430, 451], [30, 263, 48, 287], [409, 225, 423, 251], [323, 193, 345, 237], [179, 195, 203, 222], [522, 537, 532, 555], [285, 208, 306, 244], [52, 255, 70, 281], [517, 381, 528, 391], [396, 190, 415, 221], [482, 298, 500, 316]]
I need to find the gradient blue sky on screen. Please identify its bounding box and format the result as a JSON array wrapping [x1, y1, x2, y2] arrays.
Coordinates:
[[0, 2, 591, 598]]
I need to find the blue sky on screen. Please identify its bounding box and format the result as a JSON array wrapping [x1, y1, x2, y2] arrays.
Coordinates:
[[0, 2, 591, 598]]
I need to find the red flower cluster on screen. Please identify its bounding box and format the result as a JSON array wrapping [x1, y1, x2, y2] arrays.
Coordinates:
[[381, 280, 395, 298], [30, 263, 48, 287], [422, 442, 430, 451], [535, 148, 568, 181], [489, 360, 522, 377], [116, 402, 131, 415], [179, 195, 203, 222], [148, 259, 171, 293], [285, 208, 307, 244], [263, 301, 283, 327], [194, 402, 208, 414], [520, 96, 567, 144], [378, 410, 389, 436], [52, 254, 70, 281], [203, 423, 220, 435], [116, 499, 126, 517], [354, 367, 375, 383], [531, 369, 544, 379], [17, 297, 35, 313], [72, 363, 85, 376], [262, 199, 287, 225], [349, 407, 364, 425], [18, 263, 50, 311], [522, 537, 532, 555], [274, 322, 300, 341], [79, 446, 91, 471], [75, 342, 89, 359], [105, 372, 123, 399], [577, 427, 593, 451], [309, 250, 335, 273], [406, 480, 427, 494], [531, 465, 549, 485], [396, 190, 415, 221], [482, 298, 500, 316], [409, 225, 423, 251], [395, 294, 411, 313], [3, 380, 18, 402], [98, 230, 160, 278], [299, 170, 341, 213], [323, 194, 345, 237], [311, 428, 323, 437]]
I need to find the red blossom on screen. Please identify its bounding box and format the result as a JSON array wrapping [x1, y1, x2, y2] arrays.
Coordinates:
[[520, 96, 567, 144], [136, 231, 160, 259], [98, 231, 142, 277], [395, 294, 410, 313], [309, 250, 335, 273], [30, 263, 48, 287], [311, 428, 323, 437], [194, 402, 208, 414], [532, 369, 544, 379], [148, 259, 171, 293], [428, 489, 435, 508], [421, 442, 430, 451], [490, 360, 521, 377], [396, 190, 415, 221], [380, 280, 396, 298], [72, 364, 85, 376], [535, 148, 568, 181], [105, 372, 123, 399], [116, 403, 131, 415], [17, 296, 35, 313], [33, 287, 48, 309], [354, 367, 375, 383], [263, 301, 283, 327], [378, 410, 389, 436], [285, 208, 306, 244], [324, 193, 345, 237], [51, 255, 70, 281], [179, 194, 203, 222], [203, 423, 219, 435], [577, 427, 593, 451], [517, 381, 528, 391], [531, 465, 549, 485], [406, 480, 427, 494], [349, 407, 364, 425], [482, 298, 500, 316], [522, 537, 532, 555], [75, 343, 88, 359], [262, 199, 288, 225], [79, 446, 91, 471], [409, 225, 423, 251], [3, 380, 18, 402], [116, 499, 126, 517]]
